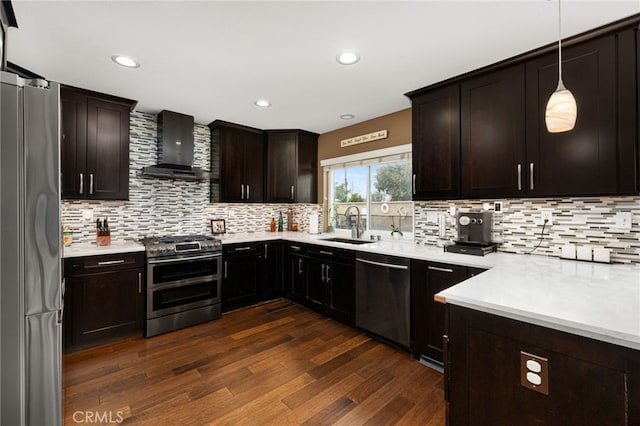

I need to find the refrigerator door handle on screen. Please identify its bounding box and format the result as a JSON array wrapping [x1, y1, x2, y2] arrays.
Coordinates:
[[57, 278, 65, 324]]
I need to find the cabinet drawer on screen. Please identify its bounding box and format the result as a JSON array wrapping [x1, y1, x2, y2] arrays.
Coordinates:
[[223, 242, 264, 256], [307, 246, 354, 264], [287, 243, 307, 255], [69, 252, 144, 275]]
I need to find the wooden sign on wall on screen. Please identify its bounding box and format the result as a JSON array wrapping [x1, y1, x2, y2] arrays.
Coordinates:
[[340, 129, 388, 148]]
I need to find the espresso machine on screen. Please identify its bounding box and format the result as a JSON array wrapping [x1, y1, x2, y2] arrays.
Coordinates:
[[445, 210, 497, 256]]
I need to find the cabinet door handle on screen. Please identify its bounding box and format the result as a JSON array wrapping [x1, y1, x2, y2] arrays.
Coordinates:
[[326, 265, 331, 283], [264, 243, 268, 259], [138, 272, 142, 294], [241, 184, 245, 200], [298, 258, 303, 275], [79, 173, 84, 194], [529, 163, 534, 190], [321, 264, 325, 282], [412, 174, 416, 195], [290, 185, 295, 201], [224, 261, 228, 279], [517, 164, 522, 191], [443, 334, 450, 402], [89, 173, 94, 195], [246, 184, 250, 200], [234, 246, 252, 252], [428, 265, 454, 273], [97, 259, 125, 266]]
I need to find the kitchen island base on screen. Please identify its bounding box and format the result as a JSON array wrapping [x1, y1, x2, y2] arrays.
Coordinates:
[[445, 305, 639, 425]]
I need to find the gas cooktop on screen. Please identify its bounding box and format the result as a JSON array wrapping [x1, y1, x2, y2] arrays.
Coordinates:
[[141, 234, 222, 258]]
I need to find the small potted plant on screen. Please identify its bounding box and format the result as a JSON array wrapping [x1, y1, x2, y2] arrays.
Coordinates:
[[390, 222, 403, 239]]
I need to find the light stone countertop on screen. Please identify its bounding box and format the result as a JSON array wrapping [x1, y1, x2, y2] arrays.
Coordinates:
[[63, 239, 145, 258], [222, 231, 640, 351], [63, 230, 640, 350]]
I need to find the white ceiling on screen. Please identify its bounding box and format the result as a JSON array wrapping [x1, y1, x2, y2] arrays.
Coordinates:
[[7, 1, 639, 134]]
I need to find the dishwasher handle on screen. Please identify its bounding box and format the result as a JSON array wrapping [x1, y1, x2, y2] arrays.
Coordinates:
[[356, 257, 409, 270]]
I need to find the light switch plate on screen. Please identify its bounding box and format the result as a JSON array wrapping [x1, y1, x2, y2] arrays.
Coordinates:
[[615, 212, 632, 231]]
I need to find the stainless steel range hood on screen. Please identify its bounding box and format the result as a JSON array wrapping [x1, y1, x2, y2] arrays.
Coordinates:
[[141, 110, 209, 181]]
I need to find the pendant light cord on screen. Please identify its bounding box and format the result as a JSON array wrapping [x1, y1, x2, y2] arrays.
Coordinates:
[[557, 0, 563, 83]]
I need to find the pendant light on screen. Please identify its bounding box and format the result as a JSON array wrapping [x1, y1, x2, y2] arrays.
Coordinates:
[[545, 0, 577, 133]]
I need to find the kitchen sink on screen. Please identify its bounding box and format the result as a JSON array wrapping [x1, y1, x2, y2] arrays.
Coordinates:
[[320, 237, 372, 245]]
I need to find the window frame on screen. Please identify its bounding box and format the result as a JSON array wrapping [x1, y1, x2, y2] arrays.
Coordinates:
[[321, 144, 413, 239]]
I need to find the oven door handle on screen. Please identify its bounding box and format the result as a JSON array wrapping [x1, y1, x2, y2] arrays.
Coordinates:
[[147, 253, 221, 264]]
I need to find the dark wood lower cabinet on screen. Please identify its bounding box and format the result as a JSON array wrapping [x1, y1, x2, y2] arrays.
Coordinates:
[[446, 305, 640, 425], [411, 261, 484, 364], [222, 241, 283, 311], [222, 242, 263, 311], [284, 243, 355, 325], [64, 252, 144, 351]]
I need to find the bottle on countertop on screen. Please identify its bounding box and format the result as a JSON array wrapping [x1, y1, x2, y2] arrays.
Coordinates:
[[270, 217, 276, 232], [286, 207, 293, 231], [277, 212, 284, 232]]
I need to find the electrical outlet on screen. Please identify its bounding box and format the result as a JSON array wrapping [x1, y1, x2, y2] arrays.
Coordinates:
[[494, 201, 503, 213], [426, 212, 438, 224], [81, 209, 93, 222], [539, 210, 553, 226]]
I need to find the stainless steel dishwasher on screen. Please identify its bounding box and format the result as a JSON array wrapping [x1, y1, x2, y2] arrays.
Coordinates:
[[355, 252, 410, 348]]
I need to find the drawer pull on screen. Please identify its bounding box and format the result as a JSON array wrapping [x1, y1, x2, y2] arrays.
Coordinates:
[[428, 266, 454, 273], [97, 259, 125, 266], [290, 245, 301, 251], [319, 250, 333, 256], [234, 246, 252, 252]]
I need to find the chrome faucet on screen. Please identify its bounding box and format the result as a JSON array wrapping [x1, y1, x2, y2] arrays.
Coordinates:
[[345, 205, 363, 239]]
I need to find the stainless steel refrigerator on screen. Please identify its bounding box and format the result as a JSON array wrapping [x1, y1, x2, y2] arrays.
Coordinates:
[[1, 71, 62, 425]]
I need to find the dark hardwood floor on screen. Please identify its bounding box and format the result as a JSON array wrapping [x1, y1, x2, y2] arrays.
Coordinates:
[[63, 299, 445, 425]]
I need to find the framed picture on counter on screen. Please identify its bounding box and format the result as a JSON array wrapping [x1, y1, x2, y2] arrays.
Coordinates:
[[210, 219, 226, 234]]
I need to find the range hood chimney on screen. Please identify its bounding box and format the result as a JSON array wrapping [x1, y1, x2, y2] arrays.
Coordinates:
[[141, 110, 209, 180]]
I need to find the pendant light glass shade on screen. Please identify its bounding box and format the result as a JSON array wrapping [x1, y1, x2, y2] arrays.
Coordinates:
[[545, 0, 577, 133], [545, 80, 577, 133]]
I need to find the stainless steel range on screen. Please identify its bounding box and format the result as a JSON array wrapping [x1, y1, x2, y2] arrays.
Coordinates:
[[142, 234, 222, 337]]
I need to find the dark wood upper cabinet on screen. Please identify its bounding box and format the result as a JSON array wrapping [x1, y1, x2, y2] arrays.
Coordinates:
[[525, 31, 637, 196], [61, 87, 135, 200], [409, 85, 460, 200], [406, 17, 639, 200], [461, 65, 526, 198], [266, 130, 318, 203], [209, 120, 265, 203]]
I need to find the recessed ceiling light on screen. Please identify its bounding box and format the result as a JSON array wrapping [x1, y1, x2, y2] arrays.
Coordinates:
[[340, 114, 355, 120], [336, 51, 360, 65], [111, 55, 140, 68], [255, 100, 271, 107]]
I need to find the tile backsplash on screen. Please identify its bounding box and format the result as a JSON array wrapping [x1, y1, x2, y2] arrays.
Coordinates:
[[62, 110, 638, 264], [61, 111, 321, 243], [415, 197, 640, 264]]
